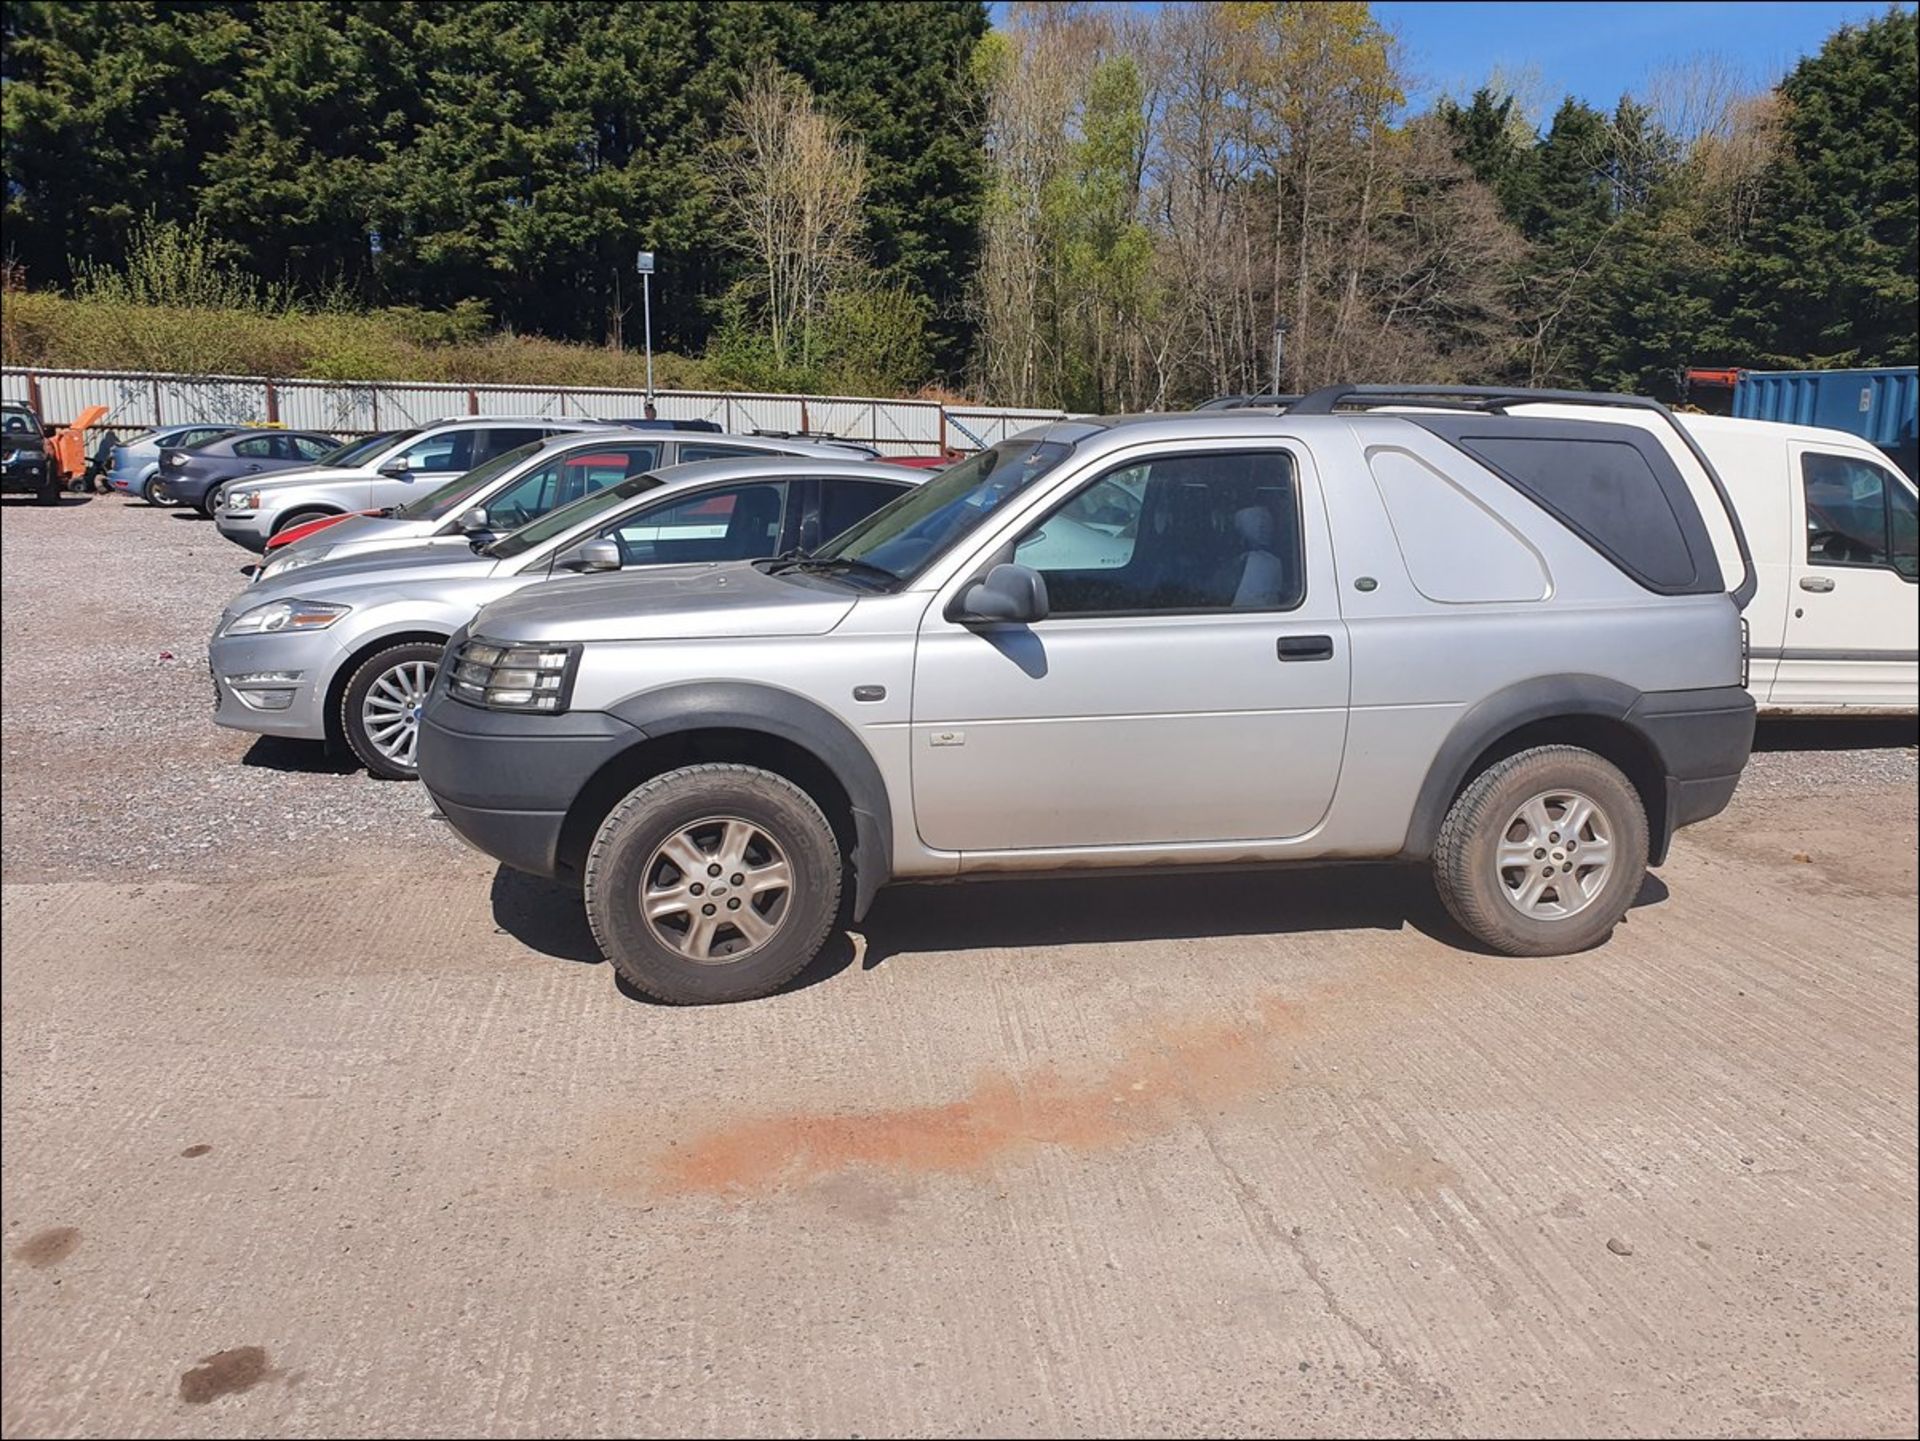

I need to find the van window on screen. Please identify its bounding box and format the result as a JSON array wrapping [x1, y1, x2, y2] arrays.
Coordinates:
[[1802, 452, 1917, 580]]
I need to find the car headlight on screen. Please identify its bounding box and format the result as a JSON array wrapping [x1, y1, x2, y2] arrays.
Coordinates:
[[220, 599, 351, 636], [258, 545, 331, 580], [448, 637, 579, 712], [228, 490, 261, 510]]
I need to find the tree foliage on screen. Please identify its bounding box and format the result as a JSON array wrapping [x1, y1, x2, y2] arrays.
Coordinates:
[[3, 2, 1912, 403], [0, 0, 988, 369]]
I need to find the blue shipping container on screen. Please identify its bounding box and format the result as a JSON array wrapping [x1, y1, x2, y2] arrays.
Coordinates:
[[1732, 366, 1918, 470]]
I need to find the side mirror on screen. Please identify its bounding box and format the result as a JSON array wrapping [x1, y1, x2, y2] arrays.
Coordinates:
[[378, 459, 412, 479], [953, 562, 1049, 625], [456, 506, 490, 534], [563, 539, 622, 573]]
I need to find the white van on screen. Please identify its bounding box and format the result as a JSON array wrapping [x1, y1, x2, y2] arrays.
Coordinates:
[[1677, 415, 1917, 713]]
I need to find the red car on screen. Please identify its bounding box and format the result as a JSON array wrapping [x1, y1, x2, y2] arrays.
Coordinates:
[[264, 509, 374, 552]]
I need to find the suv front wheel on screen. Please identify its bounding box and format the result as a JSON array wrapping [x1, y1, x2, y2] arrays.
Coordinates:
[[585, 764, 844, 1004], [1432, 745, 1650, 956]]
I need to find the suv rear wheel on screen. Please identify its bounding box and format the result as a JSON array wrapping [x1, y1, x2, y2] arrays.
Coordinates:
[[585, 764, 843, 1005], [1432, 745, 1649, 956], [340, 641, 444, 780]]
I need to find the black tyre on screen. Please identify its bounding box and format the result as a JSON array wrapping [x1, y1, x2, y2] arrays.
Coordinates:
[[273, 508, 334, 536], [585, 764, 843, 1005], [338, 641, 444, 780], [1432, 745, 1649, 957], [141, 475, 178, 507], [200, 483, 228, 517]]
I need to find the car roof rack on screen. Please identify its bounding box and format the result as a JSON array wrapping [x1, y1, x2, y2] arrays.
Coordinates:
[[1291, 384, 1756, 609], [1193, 393, 1300, 411]]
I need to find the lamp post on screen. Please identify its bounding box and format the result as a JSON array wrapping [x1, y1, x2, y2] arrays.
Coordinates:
[[636, 250, 656, 400]]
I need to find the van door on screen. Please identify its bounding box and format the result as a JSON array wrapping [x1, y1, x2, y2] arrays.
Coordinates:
[[1771, 445, 1919, 707], [910, 446, 1350, 853]]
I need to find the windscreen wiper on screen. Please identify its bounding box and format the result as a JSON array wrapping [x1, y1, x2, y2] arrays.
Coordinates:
[[768, 555, 899, 587]]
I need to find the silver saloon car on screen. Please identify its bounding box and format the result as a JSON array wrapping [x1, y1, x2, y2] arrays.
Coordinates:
[[208, 456, 924, 777], [212, 417, 603, 552], [252, 430, 898, 583]]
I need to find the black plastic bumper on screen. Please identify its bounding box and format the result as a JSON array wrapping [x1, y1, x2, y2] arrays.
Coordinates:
[[417, 695, 642, 880], [1628, 683, 1756, 862]]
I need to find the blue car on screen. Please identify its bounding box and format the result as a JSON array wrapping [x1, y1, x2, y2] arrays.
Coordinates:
[[106, 424, 261, 505]]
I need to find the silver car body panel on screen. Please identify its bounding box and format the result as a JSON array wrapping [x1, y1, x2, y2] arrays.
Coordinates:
[[466, 410, 1744, 880]]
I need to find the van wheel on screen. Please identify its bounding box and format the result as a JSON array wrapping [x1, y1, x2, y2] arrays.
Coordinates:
[[1432, 745, 1648, 956], [339, 641, 444, 780], [585, 764, 843, 1005]]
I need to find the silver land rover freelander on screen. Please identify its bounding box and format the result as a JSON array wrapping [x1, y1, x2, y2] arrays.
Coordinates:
[[417, 386, 1761, 1006]]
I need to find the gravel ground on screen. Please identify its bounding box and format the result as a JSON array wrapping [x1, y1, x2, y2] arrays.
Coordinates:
[[1, 492, 456, 881], [3, 489, 1912, 881]]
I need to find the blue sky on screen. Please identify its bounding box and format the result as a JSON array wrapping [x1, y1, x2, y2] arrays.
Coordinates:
[[1373, 1, 1915, 113], [988, 2, 1915, 115]]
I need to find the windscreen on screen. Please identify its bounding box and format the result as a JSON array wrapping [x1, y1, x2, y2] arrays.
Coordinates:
[[808, 440, 1074, 582], [486, 471, 664, 558], [393, 441, 543, 521]]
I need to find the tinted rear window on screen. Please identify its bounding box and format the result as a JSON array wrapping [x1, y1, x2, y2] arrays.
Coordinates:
[[1414, 419, 1720, 594]]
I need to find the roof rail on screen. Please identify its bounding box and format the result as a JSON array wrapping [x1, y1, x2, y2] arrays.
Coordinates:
[[1192, 393, 1301, 412], [1294, 384, 1757, 609]]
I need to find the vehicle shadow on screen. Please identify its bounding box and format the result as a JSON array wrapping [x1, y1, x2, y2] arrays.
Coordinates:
[[1754, 715, 1917, 751], [170, 510, 215, 522], [239, 735, 359, 775], [0, 493, 93, 508], [490, 860, 1671, 1003]]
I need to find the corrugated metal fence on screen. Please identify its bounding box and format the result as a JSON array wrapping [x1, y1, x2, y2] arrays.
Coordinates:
[[0, 367, 1069, 457]]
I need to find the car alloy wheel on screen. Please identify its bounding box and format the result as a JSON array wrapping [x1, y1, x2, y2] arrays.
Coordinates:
[[1495, 788, 1613, 920], [360, 658, 435, 771], [640, 817, 794, 963]]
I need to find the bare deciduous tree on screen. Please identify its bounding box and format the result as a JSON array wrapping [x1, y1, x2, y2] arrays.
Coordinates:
[[717, 69, 868, 370]]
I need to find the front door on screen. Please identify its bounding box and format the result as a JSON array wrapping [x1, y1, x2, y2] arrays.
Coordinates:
[[1771, 445, 1919, 707], [910, 447, 1350, 853]]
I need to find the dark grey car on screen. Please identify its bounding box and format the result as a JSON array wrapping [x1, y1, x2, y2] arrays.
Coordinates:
[[156, 430, 345, 515]]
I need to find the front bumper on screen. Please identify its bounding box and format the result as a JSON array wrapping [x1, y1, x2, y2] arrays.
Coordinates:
[[1, 457, 51, 493], [206, 624, 342, 740], [215, 509, 271, 552], [418, 689, 641, 881]]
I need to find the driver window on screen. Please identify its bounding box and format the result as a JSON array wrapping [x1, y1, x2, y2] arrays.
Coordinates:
[[1803, 453, 1902, 571], [396, 431, 471, 472], [1012, 451, 1303, 614], [604, 482, 788, 566]]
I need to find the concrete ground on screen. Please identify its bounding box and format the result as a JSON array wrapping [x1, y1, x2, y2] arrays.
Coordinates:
[[3, 493, 1916, 1438]]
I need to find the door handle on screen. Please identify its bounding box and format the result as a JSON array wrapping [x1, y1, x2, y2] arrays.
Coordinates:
[[1277, 634, 1334, 662], [1799, 576, 1835, 592]]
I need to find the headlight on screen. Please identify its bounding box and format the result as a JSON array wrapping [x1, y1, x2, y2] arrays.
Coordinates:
[[448, 637, 579, 712], [258, 545, 331, 580], [220, 599, 350, 636], [229, 490, 261, 510]]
